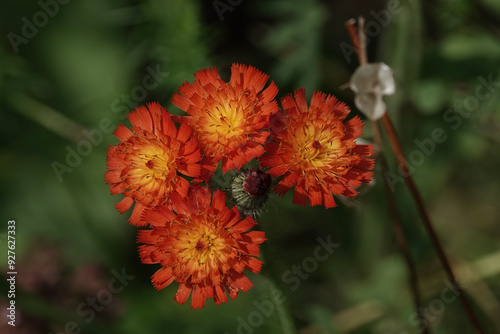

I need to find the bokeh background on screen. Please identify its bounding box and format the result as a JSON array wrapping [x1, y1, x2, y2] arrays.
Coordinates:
[[1, 0, 500, 333]]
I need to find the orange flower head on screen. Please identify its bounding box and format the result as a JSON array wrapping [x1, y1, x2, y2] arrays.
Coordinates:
[[105, 102, 202, 226], [171, 64, 279, 180], [260, 89, 374, 208], [138, 186, 266, 309]]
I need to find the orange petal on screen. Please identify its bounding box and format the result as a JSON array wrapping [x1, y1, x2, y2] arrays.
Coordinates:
[[174, 283, 192, 305], [152, 267, 174, 290], [211, 190, 227, 211], [113, 124, 134, 141], [115, 197, 134, 213]]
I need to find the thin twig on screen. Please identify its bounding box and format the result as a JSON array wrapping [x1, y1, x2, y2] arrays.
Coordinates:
[[344, 19, 362, 63], [381, 114, 486, 334], [346, 17, 485, 333], [357, 16, 368, 65], [372, 120, 430, 334], [345, 18, 430, 333]]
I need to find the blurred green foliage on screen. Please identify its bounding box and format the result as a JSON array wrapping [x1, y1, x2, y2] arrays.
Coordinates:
[[1, 0, 500, 333]]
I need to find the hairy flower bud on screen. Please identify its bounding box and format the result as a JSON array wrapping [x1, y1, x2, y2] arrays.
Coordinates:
[[231, 168, 272, 216]]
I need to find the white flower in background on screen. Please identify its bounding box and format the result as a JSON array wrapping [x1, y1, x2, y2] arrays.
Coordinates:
[[349, 62, 396, 121]]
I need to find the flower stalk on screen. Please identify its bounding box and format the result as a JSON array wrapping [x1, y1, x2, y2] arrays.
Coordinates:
[[345, 18, 429, 333], [345, 17, 485, 334], [372, 120, 430, 334], [381, 114, 485, 334]]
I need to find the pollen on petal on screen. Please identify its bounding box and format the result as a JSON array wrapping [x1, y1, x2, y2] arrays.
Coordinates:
[[174, 283, 192, 305]]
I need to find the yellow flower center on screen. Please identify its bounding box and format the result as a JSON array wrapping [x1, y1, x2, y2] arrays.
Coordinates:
[[126, 140, 179, 195], [176, 219, 227, 275], [201, 100, 246, 144], [292, 124, 343, 170], [139, 145, 175, 179]]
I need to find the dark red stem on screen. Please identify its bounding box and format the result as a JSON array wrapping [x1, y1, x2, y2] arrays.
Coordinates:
[[345, 18, 430, 333], [372, 120, 430, 334], [381, 114, 485, 334]]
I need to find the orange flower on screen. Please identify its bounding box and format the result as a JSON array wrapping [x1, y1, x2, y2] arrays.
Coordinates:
[[171, 64, 279, 180], [260, 89, 374, 208], [138, 186, 266, 309], [105, 102, 202, 226]]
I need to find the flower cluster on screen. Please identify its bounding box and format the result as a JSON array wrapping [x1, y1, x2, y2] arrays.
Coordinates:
[[105, 63, 374, 308]]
